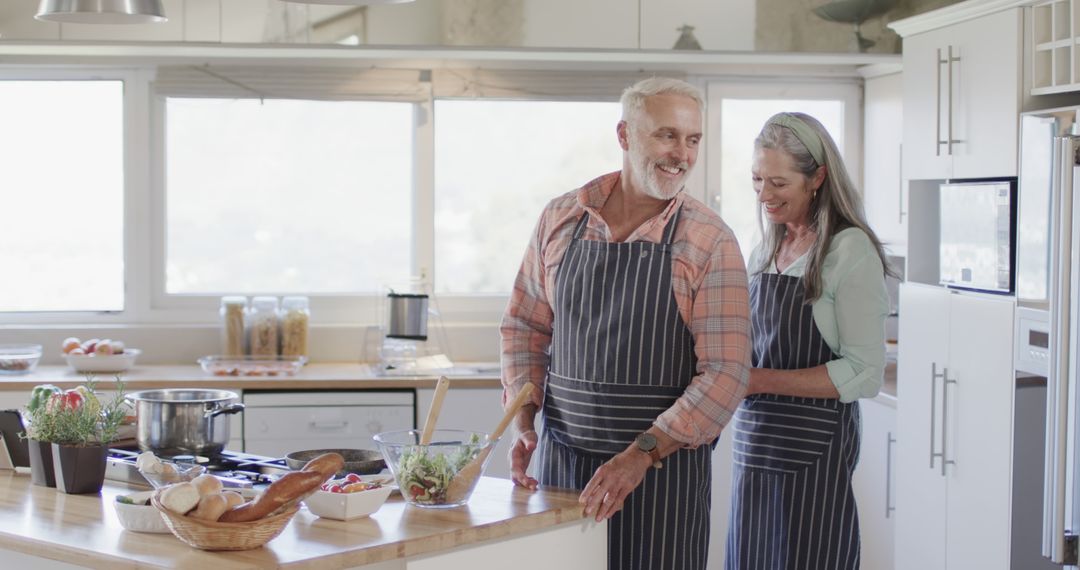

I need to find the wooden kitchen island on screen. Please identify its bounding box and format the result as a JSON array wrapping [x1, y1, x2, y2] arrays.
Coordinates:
[[0, 472, 605, 569]]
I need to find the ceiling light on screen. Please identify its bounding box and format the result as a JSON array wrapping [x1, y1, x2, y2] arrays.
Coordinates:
[[35, 0, 167, 25], [279, 0, 415, 5]]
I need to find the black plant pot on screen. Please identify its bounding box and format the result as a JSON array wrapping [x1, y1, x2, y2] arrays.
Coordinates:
[[51, 443, 106, 495], [27, 439, 56, 488]]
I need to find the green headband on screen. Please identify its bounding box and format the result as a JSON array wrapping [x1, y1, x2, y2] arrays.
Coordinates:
[[765, 113, 826, 166]]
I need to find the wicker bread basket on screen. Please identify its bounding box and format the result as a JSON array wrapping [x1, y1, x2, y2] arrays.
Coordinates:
[[150, 492, 299, 551]]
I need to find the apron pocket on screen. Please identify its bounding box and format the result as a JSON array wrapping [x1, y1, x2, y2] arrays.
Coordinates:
[[732, 396, 839, 474]]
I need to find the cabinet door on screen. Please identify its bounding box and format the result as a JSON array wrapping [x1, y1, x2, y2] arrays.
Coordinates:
[[864, 72, 906, 249], [852, 397, 897, 570], [949, 8, 1021, 179], [895, 284, 950, 570], [901, 27, 953, 181], [944, 294, 1014, 570], [417, 387, 510, 479]]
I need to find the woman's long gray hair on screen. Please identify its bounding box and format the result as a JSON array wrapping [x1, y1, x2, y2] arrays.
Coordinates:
[[753, 112, 895, 301]]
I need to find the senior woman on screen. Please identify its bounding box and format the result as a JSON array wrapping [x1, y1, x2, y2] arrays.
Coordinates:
[[725, 112, 891, 570]]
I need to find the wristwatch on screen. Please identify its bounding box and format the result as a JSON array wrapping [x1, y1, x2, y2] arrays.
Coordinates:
[[635, 432, 663, 469]]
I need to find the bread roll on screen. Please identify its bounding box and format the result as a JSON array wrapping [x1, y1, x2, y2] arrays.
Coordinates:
[[221, 491, 245, 509], [189, 493, 229, 522], [160, 482, 200, 515], [191, 474, 223, 496], [218, 471, 325, 523]]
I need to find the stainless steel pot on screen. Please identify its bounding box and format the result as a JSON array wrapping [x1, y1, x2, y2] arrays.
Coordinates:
[[126, 389, 245, 457]]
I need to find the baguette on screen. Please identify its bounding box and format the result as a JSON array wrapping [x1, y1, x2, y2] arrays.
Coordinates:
[[302, 452, 345, 479], [218, 470, 325, 523]]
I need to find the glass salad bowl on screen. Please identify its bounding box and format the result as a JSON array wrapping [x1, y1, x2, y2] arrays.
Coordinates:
[[373, 429, 495, 508]]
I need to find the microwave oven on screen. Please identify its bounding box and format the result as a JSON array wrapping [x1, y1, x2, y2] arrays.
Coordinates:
[[938, 178, 1017, 294]]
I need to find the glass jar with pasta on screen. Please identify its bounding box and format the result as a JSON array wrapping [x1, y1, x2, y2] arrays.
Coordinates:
[[280, 296, 309, 358], [248, 296, 280, 356], [220, 296, 247, 356]]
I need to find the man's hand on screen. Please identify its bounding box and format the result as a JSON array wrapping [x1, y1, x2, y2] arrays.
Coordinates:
[[578, 449, 651, 522], [510, 429, 539, 490]]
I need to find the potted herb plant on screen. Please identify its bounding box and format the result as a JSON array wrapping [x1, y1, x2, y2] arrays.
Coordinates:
[[24, 377, 127, 494], [23, 384, 63, 487]]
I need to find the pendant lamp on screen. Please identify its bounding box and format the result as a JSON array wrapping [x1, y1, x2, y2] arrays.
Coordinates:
[[35, 0, 167, 24]]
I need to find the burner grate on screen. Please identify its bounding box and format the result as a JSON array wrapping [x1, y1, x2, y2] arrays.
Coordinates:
[[105, 448, 290, 489]]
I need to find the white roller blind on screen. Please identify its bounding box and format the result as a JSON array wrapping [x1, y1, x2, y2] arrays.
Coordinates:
[[432, 69, 687, 100], [153, 65, 430, 102]]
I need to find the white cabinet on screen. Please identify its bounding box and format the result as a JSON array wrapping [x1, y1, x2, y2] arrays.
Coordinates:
[[895, 284, 1014, 570], [863, 71, 906, 250], [853, 395, 897, 570], [896, 7, 1021, 180], [416, 386, 510, 479]]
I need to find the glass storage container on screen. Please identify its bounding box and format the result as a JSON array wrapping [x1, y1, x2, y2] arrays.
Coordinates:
[[220, 296, 247, 357], [280, 296, 309, 358], [248, 296, 280, 356]]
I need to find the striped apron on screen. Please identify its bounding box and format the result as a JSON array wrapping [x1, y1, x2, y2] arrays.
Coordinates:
[[725, 272, 862, 570], [538, 208, 713, 570]]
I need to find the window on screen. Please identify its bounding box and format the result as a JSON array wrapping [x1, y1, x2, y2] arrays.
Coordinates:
[[706, 82, 861, 263], [0, 80, 124, 312], [164, 98, 415, 295], [433, 100, 622, 294]]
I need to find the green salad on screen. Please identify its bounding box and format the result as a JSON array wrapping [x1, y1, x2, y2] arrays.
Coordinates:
[[398, 433, 483, 505]]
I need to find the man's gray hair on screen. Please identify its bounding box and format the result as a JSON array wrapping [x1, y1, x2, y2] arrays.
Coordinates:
[[620, 77, 705, 124]]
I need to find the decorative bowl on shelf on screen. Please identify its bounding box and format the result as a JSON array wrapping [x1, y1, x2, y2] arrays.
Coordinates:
[[64, 348, 140, 373], [197, 355, 307, 377], [0, 344, 42, 375], [374, 429, 496, 509]]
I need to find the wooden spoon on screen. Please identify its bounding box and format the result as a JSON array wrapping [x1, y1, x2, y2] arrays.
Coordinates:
[[446, 383, 535, 501], [420, 376, 450, 445]]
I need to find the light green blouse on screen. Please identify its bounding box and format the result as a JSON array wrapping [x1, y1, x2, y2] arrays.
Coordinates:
[[748, 227, 889, 403]]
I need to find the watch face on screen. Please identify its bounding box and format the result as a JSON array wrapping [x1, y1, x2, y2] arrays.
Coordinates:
[[637, 432, 657, 451]]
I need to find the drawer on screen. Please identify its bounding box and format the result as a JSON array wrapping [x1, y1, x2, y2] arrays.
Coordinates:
[[244, 405, 413, 446]]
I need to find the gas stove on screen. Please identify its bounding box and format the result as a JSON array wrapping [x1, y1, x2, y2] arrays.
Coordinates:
[[105, 448, 290, 489]]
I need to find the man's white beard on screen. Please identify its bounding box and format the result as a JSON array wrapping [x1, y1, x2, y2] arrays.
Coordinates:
[[629, 142, 691, 200]]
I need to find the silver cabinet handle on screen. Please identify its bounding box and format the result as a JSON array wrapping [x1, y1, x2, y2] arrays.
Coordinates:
[[930, 362, 940, 468], [309, 420, 349, 430], [886, 432, 896, 518], [946, 45, 961, 155], [936, 48, 944, 156], [941, 367, 957, 476]]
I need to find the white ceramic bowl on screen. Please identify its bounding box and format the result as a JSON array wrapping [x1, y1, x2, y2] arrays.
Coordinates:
[[114, 491, 171, 534], [64, 348, 140, 373], [304, 485, 393, 521]]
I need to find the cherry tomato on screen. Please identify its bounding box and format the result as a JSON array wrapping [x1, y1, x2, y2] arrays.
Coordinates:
[[344, 473, 362, 484]]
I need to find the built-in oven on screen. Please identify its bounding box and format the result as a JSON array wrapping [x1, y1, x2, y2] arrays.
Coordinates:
[[242, 390, 416, 458]]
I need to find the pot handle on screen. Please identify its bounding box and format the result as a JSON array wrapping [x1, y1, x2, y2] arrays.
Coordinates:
[[205, 403, 245, 418]]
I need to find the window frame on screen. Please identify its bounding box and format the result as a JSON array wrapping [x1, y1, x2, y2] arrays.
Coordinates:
[[0, 66, 149, 326]]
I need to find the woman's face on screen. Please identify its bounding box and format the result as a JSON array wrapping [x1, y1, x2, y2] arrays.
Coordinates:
[[751, 147, 822, 226]]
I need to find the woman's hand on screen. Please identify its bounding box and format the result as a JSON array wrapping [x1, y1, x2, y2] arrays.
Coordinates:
[[578, 450, 650, 522], [509, 429, 539, 490]]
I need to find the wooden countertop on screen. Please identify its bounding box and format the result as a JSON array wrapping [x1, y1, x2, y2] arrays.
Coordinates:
[[0, 472, 593, 568], [0, 363, 502, 391]]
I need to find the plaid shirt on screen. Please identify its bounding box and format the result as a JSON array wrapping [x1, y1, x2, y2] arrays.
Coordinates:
[[501, 171, 752, 447]]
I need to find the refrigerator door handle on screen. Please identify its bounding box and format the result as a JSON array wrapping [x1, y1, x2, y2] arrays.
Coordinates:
[[1043, 137, 1074, 563], [942, 368, 957, 476]]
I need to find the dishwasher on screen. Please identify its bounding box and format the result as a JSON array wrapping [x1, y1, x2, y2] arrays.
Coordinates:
[[242, 390, 416, 458]]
